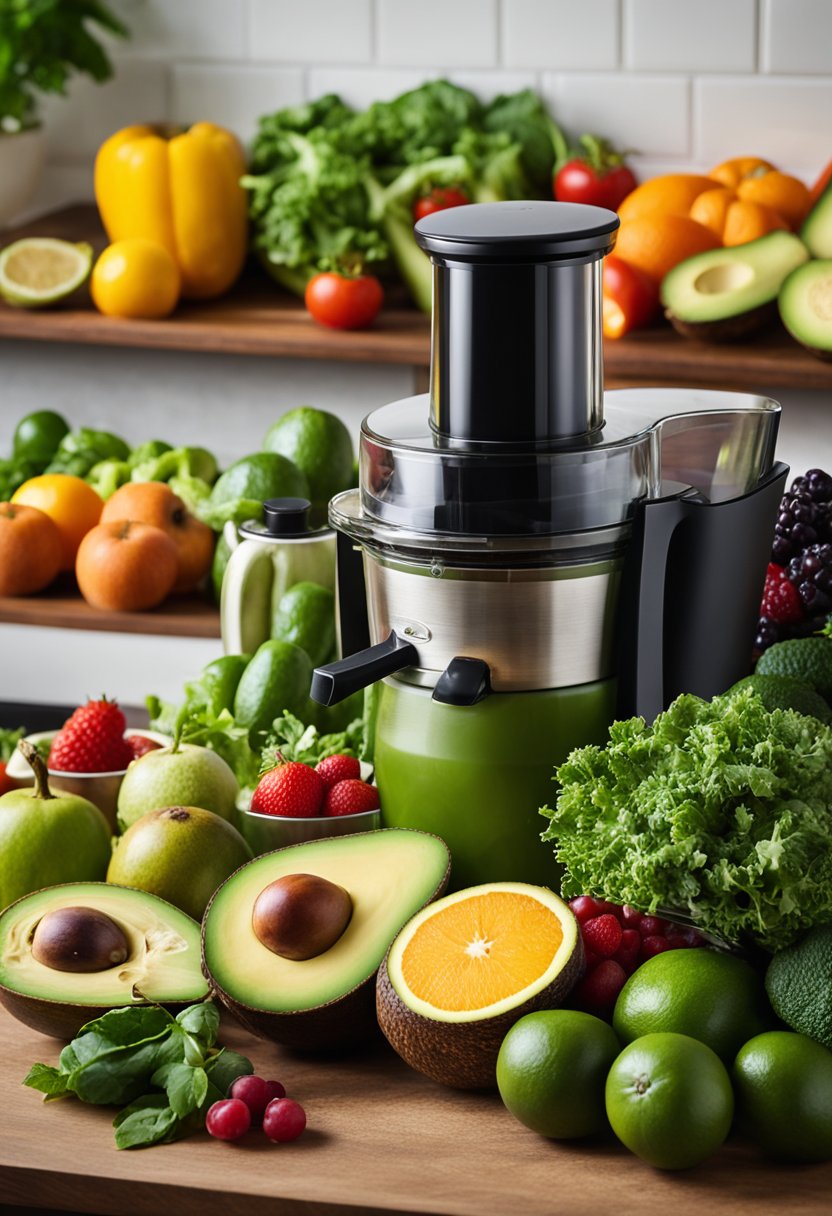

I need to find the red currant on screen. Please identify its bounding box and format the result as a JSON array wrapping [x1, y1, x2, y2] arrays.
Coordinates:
[[640, 934, 672, 961], [205, 1098, 251, 1141], [229, 1075, 286, 1122], [263, 1097, 307, 1143]]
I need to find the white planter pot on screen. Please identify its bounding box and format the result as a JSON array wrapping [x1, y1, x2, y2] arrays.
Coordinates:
[[0, 126, 46, 230]]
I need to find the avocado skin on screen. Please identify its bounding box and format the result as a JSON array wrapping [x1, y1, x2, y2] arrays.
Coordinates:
[[666, 300, 778, 343], [766, 926, 832, 1050]]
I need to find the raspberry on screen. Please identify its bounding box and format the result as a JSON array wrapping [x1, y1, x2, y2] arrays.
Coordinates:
[[640, 935, 672, 961], [251, 759, 324, 818], [48, 697, 133, 774], [581, 914, 623, 959], [614, 928, 642, 973], [570, 960, 627, 1016], [315, 753, 361, 788], [323, 778, 380, 817], [760, 563, 804, 624]]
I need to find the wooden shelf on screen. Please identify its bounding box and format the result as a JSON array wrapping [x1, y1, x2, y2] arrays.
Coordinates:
[[3, 205, 832, 390], [2, 1010, 831, 1216], [0, 577, 220, 639]]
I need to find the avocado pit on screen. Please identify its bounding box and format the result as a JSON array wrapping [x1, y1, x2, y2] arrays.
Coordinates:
[[31, 906, 129, 973], [252, 873, 353, 961]]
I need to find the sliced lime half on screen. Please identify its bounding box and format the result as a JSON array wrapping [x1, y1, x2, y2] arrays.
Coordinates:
[[0, 237, 93, 308]]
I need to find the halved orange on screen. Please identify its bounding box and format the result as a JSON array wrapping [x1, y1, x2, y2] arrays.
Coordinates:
[[377, 882, 583, 1090]]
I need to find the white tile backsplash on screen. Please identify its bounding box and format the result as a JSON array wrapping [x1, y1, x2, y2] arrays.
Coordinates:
[[42, 60, 169, 163], [695, 77, 832, 175], [544, 73, 691, 158], [106, 0, 248, 61], [624, 0, 756, 73], [171, 65, 304, 144], [503, 0, 619, 71], [762, 0, 832, 73], [377, 0, 499, 68], [249, 0, 373, 64]]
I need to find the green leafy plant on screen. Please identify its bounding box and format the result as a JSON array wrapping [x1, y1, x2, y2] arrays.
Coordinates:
[[0, 0, 128, 132]]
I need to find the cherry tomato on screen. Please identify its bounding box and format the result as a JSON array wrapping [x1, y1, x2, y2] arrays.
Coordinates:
[[304, 272, 383, 330], [413, 187, 470, 222], [554, 161, 637, 212], [602, 255, 659, 339]]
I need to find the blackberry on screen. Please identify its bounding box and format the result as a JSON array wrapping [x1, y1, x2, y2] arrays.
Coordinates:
[[771, 469, 832, 563], [755, 617, 782, 654], [788, 543, 832, 615]]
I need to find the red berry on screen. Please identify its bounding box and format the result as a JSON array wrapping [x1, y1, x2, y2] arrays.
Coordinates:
[[761, 562, 804, 624], [569, 896, 603, 923], [665, 925, 704, 949], [640, 935, 672, 961], [323, 778, 380, 817], [263, 1079, 287, 1103], [582, 948, 600, 971], [638, 915, 669, 938], [593, 900, 624, 920], [263, 1098, 306, 1143], [614, 928, 642, 973], [620, 905, 643, 928], [126, 734, 164, 759], [205, 1098, 251, 1141], [48, 696, 134, 774], [570, 960, 627, 1016], [315, 753, 361, 788], [251, 760, 324, 818], [228, 1075, 285, 1122], [581, 914, 623, 959]]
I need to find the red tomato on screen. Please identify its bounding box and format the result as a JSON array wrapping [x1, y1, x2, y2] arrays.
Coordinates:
[[0, 761, 16, 796], [554, 161, 637, 212], [305, 272, 383, 330], [413, 187, 470, 221], [602, 255, 659, 339]]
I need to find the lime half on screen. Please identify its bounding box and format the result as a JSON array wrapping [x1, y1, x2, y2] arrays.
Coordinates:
[[0, 238, 93, 308]]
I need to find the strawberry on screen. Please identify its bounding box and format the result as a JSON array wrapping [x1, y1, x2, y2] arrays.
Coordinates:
[[581, 913, 623, 959], [48, 697, 134, 773], [315, 753, 361, 788], [323, 779, 380, 817], [251, 760, 324, 818]]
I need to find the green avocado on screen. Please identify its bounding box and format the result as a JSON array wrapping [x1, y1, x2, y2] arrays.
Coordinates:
[[779, 260, 832, 358], [756, 636, 832, 702], [661, 230, 809, 340], [801, 180, 832, 259], [725, 674, 832, 722], [766, 925, 832, 1050], [202, 829, 451, 1049], [0, 881, 209, 1039]]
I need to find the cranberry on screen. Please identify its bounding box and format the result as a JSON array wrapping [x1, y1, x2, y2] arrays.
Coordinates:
[[620, 905, 643, 928], [569, 896, 603, 923], [614, 928, 642, 973], [263, 1097, 307, 1143], [641, 935, 672, 961], [638, 915, 669, 938], [229, 1075, 286, 1123], [205, 1098, 251, 1141], [570, 960, 627, 1017]]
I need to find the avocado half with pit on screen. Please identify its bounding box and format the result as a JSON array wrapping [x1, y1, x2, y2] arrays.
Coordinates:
[[0, 882, 209, 1039], [779, 259, 832, 359], [202, 828, 451, 1051], [661, 230, 809, 340], [377, 882, 583, 1090]]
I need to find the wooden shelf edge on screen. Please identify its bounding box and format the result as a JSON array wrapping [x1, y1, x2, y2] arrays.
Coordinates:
[[0, 592, 221, 640]]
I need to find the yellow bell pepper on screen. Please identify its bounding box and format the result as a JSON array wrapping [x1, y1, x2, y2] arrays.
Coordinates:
[[94, 123, 248, 300]]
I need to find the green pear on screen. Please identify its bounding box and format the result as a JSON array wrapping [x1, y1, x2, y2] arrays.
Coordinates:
[[0, 741, 112, 910], [116, 743, 238, 833], [107, 805, 252, 921]]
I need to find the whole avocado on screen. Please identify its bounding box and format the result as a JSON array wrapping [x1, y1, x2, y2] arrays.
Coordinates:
[[756, 636, 832, 702], [766, 926, 832, 1050]]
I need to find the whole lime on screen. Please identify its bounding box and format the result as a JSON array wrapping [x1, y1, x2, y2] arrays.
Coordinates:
[[613, 948, 771, 1063], [116, 744, 239, 832], [733, 1031, 832, 1162], [233, 639, 314, 736], [262, 407, 354, 508], [209, 452, 309, 512], [13, 410, 69, 465], [107, 805, 252, 921], [497, 1009, 620, 1139], [272, 581, 335, 667], [605, 1032, 734, 1169]]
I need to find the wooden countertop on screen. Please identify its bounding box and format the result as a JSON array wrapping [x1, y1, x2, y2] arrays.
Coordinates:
[[3, 205, 832, 390], [1, 1009, 830, 1216]]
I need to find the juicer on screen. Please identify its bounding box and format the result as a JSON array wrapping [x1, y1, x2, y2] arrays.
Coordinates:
[[311, 201, 787, 889]]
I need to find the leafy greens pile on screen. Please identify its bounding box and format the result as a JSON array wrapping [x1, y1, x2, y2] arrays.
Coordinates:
[[24, 1002, 252, 1150], [244, 81, 561, 312], [541, 688, 832, 953]]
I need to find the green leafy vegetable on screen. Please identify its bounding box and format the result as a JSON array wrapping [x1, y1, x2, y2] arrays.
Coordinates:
[[541, 688, 832, 953], [23, 1001, 252, 1150], [130, 445, 218, 487], [262, 710, 363, 770], [0, 726, 25, 763], [46, 427, 129, 478]]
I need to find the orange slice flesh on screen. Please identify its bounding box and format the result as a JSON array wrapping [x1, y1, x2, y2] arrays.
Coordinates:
[[400, 891, 564, 1013]]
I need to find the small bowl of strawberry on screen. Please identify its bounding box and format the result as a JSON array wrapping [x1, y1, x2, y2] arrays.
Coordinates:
[[240, 753, 381, 854], [5, 698, 167, 830]]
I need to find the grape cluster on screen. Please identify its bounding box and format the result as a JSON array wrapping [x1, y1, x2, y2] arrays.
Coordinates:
[[756, 469, 832, 655]]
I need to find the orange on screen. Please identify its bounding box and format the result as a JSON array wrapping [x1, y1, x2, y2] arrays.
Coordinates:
[[737, 171, 812, 231], [709, 156, 776, 189], [76, 520, 178, 611], [100, 481, 215, 594], [617, 174, 718, 223], [0, 503, 63, 595], [614, 213, 720, 285], [605, 1033, 734, 1170], [690, 188, 788, 246], [12, 474, 103, 570], [91, 239, 181, 320]]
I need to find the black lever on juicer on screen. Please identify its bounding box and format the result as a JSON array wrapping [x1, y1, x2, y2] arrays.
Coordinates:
[[310, 632, 418, 707]]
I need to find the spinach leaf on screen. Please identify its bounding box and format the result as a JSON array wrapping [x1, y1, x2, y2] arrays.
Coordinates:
[[175, 1001, 219, 1047], [203, 1048, 254, 1100], [151, 1062, 208, 1119], [113, 1095, 179, 1150], [22, 1062, 69, 1100]]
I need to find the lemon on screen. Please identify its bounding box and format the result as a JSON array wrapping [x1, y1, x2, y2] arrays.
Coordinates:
[[497, 1009, 620, 1139], [606, 1032, 734, 1170], [0, 238, 92, 308], [733, 1031, 832, 1162], [613, 948, 772, 1064], [91, 239, 180, 319]]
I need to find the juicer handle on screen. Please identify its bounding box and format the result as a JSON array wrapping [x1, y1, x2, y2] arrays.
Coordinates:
[[616, 462, 789, 724], [310, 632, 419, 706]]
